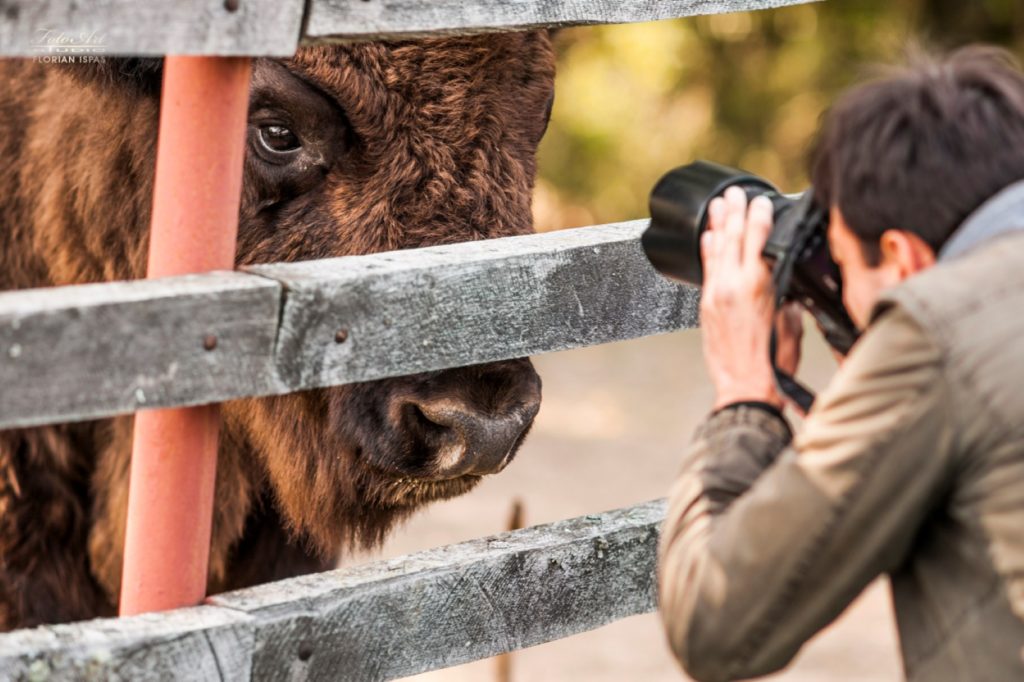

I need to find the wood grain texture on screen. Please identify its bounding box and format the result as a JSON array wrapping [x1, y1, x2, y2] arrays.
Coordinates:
[[0, 604, 255, 681], [303, 0, 819, 41], [0, 272, 283, 429], [0, 0, 818, 56], [250, 221, 700, 392], [0, 0, 303, 56], [0, 500, 666, 680]]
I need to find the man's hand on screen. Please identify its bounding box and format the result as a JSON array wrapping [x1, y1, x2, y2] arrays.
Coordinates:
[[775, 302, 804, 379], [701, 187, 786, 410]]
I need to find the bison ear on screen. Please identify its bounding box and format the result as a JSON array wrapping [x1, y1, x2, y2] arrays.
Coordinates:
[[64, 57, 164, 96]]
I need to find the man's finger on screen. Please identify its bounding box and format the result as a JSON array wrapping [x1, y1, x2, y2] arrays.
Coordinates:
[[743, 195, 774, 266], [776, 302, 805, 341], [700, 230, 715, 283], [706, 197, 726, 268], [707, 196, 726, 232], [722, 186, 748, 265]]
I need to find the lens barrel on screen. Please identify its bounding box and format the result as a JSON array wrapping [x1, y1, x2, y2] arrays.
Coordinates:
[[643, 161, 778, 285], [643, 159, 860, 356]]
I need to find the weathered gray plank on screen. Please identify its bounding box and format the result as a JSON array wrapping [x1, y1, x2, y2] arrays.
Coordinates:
[[0, 0, 820, 57], [303, 0, 818, 41], [251, 221, 699, 392], [216, 499, 665, 681], [0, 272, 283, 429], [0, 0, 818, 57], [0, 604, 255, 681], [0, 222, 698, 429], [0, 0, 303, 56], [0, 500, 665, 680]]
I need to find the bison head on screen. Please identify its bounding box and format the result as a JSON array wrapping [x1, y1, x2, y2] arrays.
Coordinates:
[[220, 34, 555, 559], [0, 32, 556, 622], [12, 32, 557, 601]]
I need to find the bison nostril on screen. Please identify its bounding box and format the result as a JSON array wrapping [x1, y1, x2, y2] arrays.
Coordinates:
[[401, 401, 450, 447], [404, 399, 534, 478]]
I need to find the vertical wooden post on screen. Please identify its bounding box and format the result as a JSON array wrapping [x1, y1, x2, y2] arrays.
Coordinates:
[[119, 56, 252, 616]]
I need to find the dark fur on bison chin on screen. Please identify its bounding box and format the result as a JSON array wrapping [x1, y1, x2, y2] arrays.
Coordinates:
[[359, 472, 483, 540], [227, 383, 485, 559]]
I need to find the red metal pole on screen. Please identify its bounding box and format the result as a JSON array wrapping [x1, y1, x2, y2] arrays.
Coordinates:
[[119, 56, 252, 616]]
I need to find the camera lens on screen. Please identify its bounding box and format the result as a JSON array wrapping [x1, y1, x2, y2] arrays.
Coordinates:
[[643, 161, 778, 285]]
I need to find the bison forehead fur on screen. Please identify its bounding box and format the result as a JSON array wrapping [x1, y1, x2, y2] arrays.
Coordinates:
[[0, 32, 554, 630]]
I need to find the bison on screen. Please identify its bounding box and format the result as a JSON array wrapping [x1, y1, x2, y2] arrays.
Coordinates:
[[0, 32, 555, 630]]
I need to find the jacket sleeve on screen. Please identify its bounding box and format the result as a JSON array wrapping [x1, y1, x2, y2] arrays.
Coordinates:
[[658, 305, 955, 682]]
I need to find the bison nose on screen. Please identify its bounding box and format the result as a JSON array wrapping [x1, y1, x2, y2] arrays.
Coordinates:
[[409, 397, 540, 478]]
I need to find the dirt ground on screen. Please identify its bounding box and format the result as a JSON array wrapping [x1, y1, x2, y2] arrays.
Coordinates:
[[347, 326, 903, 681]]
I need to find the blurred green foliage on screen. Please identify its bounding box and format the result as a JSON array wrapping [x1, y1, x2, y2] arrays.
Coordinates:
[[534, 0, 1024, 230]]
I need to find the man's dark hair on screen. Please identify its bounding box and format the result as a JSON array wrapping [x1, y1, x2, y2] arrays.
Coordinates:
[[810, 45, 1024, 264]]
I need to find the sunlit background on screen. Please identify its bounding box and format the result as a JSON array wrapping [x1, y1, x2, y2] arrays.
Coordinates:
[[366, 2, 1024, 680], [535, 0, 1024, 231]]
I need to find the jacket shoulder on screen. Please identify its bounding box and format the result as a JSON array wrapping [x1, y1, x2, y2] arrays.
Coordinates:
[[876, 233, 1024, 443]]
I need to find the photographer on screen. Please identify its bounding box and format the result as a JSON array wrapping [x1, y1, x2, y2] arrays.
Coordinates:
[[657, 47, 1024, 682]]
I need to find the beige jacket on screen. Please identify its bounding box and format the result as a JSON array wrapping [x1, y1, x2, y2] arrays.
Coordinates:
[[658, 232, 1024, 682]]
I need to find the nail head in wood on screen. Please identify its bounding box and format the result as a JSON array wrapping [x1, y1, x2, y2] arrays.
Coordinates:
[[224, 0, 240, 12], [203, 335, 218, 351], [334, 329, 349, 344]]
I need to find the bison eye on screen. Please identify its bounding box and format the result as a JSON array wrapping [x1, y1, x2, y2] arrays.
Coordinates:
[[257, 124, 301, 154]]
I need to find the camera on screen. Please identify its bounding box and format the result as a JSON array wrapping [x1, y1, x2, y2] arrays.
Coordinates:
[[643, 160, 859, 354], [642, 161, 860, 408]]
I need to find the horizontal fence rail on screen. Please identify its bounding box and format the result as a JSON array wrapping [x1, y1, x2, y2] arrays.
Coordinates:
[[0, 1, 305, 57], [0, 273, 284, 429], [0, 0, 817, 56], [302, 0, 819, 41], [0, 221, 700, 430], [0, 500, 666, 681]]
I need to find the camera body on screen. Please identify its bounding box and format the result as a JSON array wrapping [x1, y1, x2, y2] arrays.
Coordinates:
[[643, 160, 859, 355]]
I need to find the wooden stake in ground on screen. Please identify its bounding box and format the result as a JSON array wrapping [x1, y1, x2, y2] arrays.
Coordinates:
[[496, 498, 526, 682]]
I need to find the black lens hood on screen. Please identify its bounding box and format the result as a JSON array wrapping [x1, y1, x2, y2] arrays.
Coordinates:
[[644, 160, 777, 285]]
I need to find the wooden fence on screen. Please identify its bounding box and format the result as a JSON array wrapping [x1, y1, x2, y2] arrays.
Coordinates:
[[0, 501, 665, 681], [0, 0, 816, 679], [3, 0, 815, 56], [0, 221, 698, 429]]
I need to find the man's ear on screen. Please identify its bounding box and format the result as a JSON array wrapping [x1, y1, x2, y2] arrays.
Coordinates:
[[880, 229, 937, 277]]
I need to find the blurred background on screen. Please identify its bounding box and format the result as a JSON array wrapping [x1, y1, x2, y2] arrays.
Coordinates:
[[355, 1, 1024, 680], [534, 0, 1024, 231]]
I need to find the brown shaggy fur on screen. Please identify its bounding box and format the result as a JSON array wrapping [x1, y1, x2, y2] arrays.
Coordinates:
[[0, 33, 554, 630]]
